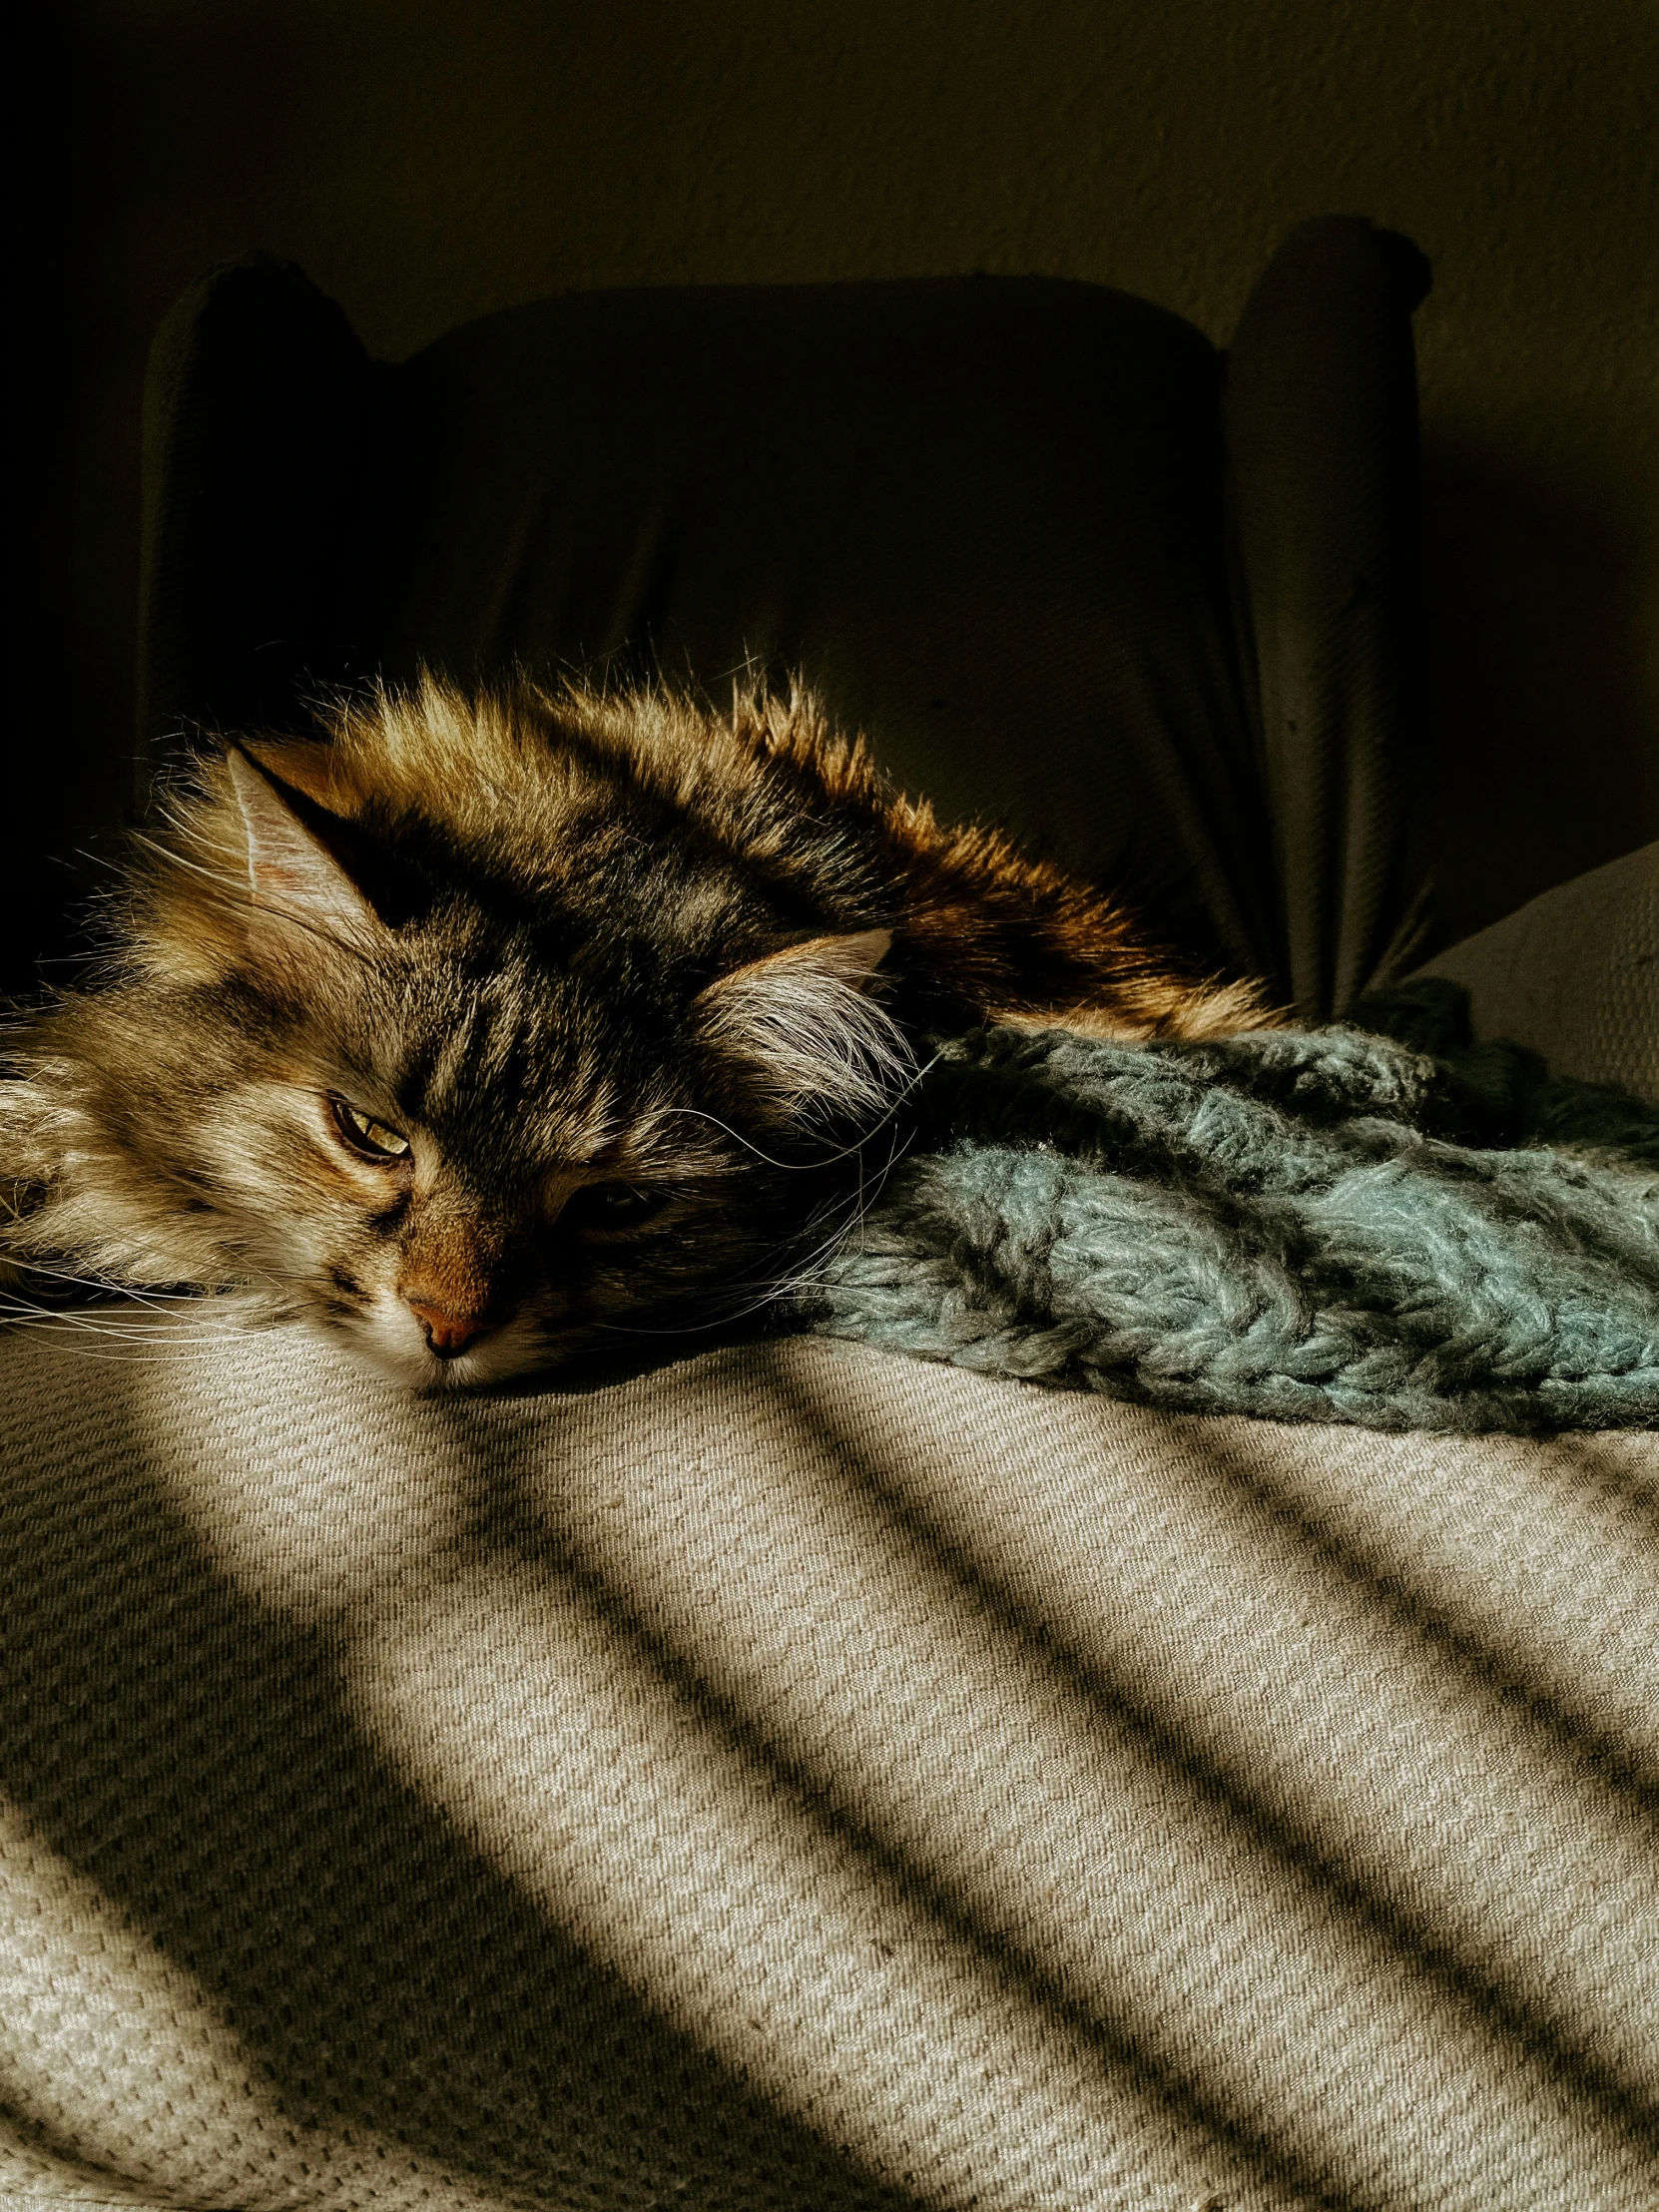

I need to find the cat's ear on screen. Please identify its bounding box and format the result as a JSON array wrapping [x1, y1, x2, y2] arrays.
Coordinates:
[[694, 928, 911, 1126], [225, 748, 385, 951]]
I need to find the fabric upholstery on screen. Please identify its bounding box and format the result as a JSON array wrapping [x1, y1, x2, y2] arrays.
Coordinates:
[[1416, 836, 1659, 1101], [1225, 220, 1433, 1014], [2, 1324, 1656, 2211]]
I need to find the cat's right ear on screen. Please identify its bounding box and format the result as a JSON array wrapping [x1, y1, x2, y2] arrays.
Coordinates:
[[225, 749, 384, 954], [693, 928, 911, 1128]]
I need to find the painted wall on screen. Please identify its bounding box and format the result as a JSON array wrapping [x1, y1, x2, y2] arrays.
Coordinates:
[[13, 0, 1659, 980]]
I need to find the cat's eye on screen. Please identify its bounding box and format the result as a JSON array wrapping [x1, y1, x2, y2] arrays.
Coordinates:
[[561, 1181, 668, 1232], [331, 1097, 412, 1162]]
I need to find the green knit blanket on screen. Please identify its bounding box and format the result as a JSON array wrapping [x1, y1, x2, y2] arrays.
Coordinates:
[[808, 982, 1659, 1432]]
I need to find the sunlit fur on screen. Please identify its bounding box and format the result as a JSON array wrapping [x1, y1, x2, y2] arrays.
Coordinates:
[[0, 677, 1277, 1385]]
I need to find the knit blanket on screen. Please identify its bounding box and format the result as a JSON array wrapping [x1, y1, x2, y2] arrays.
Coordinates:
[[809, 982, 1659, 1432]]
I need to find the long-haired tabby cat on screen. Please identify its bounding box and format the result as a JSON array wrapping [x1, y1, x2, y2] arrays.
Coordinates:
[[0, 679, 1274, 1385]]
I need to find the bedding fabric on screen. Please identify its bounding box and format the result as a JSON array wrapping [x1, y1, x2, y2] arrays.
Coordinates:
[[1, 1322, 1656, 2211]]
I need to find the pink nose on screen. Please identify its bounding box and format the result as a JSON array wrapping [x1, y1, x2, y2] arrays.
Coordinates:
[[404, 1298, 498, 1360]]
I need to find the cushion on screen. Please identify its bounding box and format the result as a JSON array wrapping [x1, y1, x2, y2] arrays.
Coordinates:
[[1414, 836, 1659, 1100], [2, 1327, 1655, 2210]]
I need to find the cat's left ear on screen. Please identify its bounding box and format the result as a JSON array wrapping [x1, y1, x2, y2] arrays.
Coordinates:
[[694, 928, 910, 1125], [225, 749, 386, 953]]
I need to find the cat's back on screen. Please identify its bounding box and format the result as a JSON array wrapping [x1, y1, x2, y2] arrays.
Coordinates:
[[218, 677, 889, 977]]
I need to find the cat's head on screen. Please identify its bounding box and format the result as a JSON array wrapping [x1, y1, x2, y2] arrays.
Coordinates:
[[7, 683, 911, 1386]]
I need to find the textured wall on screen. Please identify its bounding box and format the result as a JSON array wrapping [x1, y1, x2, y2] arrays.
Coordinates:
[[12, 0, 1659, 977]]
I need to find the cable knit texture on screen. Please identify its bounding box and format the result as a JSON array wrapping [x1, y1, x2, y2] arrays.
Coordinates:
[[810, 982, 1659, 1431]]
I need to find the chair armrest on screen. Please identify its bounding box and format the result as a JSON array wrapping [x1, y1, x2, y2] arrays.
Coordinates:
[[1412, 838, 1659, 1099]]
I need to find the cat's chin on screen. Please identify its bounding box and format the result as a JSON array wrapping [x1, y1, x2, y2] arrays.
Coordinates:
[[312, 1307, 565, 1391]]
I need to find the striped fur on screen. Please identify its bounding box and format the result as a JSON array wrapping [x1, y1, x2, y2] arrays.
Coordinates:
[[0, 677, 1275, 1384]]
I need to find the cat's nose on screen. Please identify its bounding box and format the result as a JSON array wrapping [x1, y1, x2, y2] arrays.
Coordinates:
[[403, 1297, 498, 1360]]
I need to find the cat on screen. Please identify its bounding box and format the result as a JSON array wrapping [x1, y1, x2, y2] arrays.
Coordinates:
[[0, 677, 1275, 1385]]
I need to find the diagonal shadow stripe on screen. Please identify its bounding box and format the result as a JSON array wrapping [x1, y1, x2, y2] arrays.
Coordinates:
[[799, 1324, 1659, 1796], [377, 1335, 1659, 2207], [11, 1314, 1657, 2209], [442, 1430, 1371, 2212], [0, 2092, 187, 2205], [766, 1353, 1659, 2153], [1178, 1423, 1659, 1801], [0, 1341, 926, 2211]]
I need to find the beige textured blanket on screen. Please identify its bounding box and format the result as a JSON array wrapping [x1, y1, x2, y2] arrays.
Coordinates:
[[4, 843, 1657, 2211], [2, 1321, 1657, 2210]]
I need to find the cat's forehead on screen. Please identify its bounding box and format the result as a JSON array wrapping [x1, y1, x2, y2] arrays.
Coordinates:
[[371, 945, 688, 1169]]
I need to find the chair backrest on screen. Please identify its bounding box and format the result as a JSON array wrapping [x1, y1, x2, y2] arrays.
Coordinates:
[[137, 221, 1430, 1014]]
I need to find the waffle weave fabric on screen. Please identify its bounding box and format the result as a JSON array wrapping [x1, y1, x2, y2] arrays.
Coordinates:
[[1, 1324, 1657, 2208], [809, 984, 1659, 1432]]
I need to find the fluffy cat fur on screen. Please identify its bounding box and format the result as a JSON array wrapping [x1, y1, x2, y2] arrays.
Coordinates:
[[0, 678, 1275, 1385]]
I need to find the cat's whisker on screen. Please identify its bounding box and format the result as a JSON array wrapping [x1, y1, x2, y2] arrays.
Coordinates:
[[749, 1155, 916, 1303], [738, 1142, 919, 1309], [592, 1120, 918, 1339], [0, 1256, 216, 1311], [0, 1264, 277, 1328], [660, 1045, 942, 1175], [14, 1292, 277, 1346], [0, 1312, 257, 1354], [6, 1243, 348, 1344], [0, 1334, 268, 1364], [0, 1294, 255, 1343], [768, 1156, 907, 1284]]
